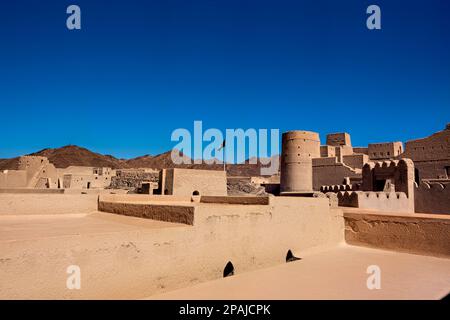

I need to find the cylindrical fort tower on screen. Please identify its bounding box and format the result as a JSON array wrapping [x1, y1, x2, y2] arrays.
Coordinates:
[[280, 130, 320, 194]]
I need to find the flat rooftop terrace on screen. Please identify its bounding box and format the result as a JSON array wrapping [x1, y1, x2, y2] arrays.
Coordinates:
[[0, 212, 186, 242], [1, 193, 448, 299], [150, 244, 450, 300]]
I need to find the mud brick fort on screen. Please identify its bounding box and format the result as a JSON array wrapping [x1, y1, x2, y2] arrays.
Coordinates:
[[0, 124, 449, 299]]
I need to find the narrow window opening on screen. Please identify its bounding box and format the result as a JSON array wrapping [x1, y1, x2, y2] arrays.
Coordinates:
[[286, 250, 301, 263], [415, 168, 420, 184], [223, 261, 235, 277]]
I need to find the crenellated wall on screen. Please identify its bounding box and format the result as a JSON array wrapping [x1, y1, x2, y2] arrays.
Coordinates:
[[320, 159, 416, 213], [337, 191, 413, 213], [320, 184, 359, 193], [362, 159, 415, 199], [415, 181, 450, 214], [344, 209, 450, 257]]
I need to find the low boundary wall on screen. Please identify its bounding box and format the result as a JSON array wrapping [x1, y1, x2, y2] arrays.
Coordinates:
[[98, 201, 195, 225], [200, 196, 270, 205], [1, 196, 344, 299], [344, 209, 450, 257], [0, 194, 98, 215], [0, 188, 64, 194], [415, 182, 450, 214]]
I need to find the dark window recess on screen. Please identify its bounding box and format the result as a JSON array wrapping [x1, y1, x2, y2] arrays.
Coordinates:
[[374, 179, 386, 191], [223, 261, 235, 277], [286, 250, 301, 263], [415, 168, 420, 184]]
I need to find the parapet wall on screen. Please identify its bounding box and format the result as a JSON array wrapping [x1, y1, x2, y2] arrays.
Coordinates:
[[344, 209, 450, 257], [200, 195, 271, 205], [0, 188, 64, 194], [0, 170, 27, 188], [320, 184, 358, 193], [415, 181, 450, 214], [99, 201, 195, 225], [99, 194, 192, 203], [337, 191, 414, 213], [1, 195, 345, 298], [0, 194, 98, 215]]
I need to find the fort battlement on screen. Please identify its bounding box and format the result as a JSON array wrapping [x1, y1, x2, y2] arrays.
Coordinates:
[[415, 181, 450, 214], [362, 159, 414, 195], [324, 158, 416, 213], [337, 190, 412, 212], [320, 184, 359, 193]]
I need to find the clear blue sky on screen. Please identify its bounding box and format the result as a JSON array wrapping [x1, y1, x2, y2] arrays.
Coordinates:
[[0, 0, 449, 159]]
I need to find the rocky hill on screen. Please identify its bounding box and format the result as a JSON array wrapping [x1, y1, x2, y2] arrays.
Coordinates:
[[0, 145, 128, 170], [0, 145, 279, 177], [0, 158, 20, 170]]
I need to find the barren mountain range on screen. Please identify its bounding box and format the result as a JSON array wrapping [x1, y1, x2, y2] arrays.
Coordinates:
[[0, 145, 278, 177]]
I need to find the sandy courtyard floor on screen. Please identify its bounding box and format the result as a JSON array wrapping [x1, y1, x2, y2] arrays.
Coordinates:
[[150, 244, 450, 300]]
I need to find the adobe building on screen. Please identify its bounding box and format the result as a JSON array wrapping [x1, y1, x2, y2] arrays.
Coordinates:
[[0, 129, 449, 299], [140, 181, 159, 194], [321, 159, 415, 213], [312, 157, 362, 190], [400, 123, 450, 180], [1, 162, 448, 299], [0, 157, 117, 191], [312, 132, 368, 190], [0, 156, 58, 189], [159, 168, 227, 196], [280, 130, 320, 194], [279, 131, 368, 194], [110, 168, 159, 192], [57, 166, 115, 189], [368, 142, 403, 160], [326, 132, 352, 147], [325, 132, 354, 162]]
